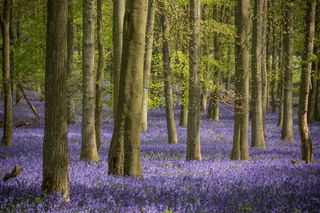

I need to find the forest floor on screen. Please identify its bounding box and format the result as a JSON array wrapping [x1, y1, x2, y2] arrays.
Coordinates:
[[0, 99, 320, 212]]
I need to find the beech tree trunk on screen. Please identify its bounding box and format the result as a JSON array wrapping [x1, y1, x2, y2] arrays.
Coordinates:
[[298, 0, 316, 163], [67, 0, 76, 125], [261, 0, 268, 134], [277, 34, 284, 127], [95, 0, 105, 151], [160, 0, 178, 145], [141, 0, 155, 132], [314, 6, 320, 121], [108, 0, 148, 177], [186, 0, 202, 161], [112, 0, 125, 118], [231, 0, 250, 160], [81, 0, 99, 161], [1, 0, 13, 146], [308, 61, 317, 122], [315, 62, 320, 120], [42, 0, 70, 199], [281, 1, 294, 142], [251, 0, 265, 148], [15, 19, 22, 105]]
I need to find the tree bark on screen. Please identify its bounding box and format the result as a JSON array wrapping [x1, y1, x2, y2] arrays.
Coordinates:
[[112, 0, 125, 119], [160, 0, 178, 145], [231, 0, 250, 160], [141, 0, 155, 132], [308, 61, 317, 122], [298, 0, 316, 163], [67, 0, 76, 125], [1, 0, 13, 146], [95, 0, 105, 151], [81, 0, 99, 161], [42, 0, 70, 200], [281, 1, 294, 142], [277, 33, 284, 127], [108, 0, 148, 177], [186, 0, 202, 161], [251, 0, 265, 148], [261, 0, 268, 134]]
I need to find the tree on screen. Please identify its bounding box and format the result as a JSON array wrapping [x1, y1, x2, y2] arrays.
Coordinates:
[[67, 0, 76, 125], [160, 0, 178, 145], [231, 0, 250, 160], [95, 0, 105, 150], [186, 0, 202, 161], [298, 0, 316, 163], [207, 4, 222, 121], [141, 0, 156, 132], [108, 0, 148, 177], [42, 0, 70, 199], [1, 0, 13, 146], [277, 32, 284, 127], [281, 0, 294, 142], [261, 0, 268, 133], [112, 0, 125, 118], [251, 0, 266, 148], [81, 0, 99, 161]]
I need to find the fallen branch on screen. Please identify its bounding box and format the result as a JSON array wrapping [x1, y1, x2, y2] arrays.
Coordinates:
[[18, 84, 40, 120], [3, 166, 24, 181]]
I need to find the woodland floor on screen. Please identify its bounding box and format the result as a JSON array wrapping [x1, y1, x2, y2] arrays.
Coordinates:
[[0, 98, 320, 212]]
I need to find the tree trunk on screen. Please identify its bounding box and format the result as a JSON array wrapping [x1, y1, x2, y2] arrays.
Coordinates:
[[231, 0, 250, 160], [207, 5, 221, 121], [179, 101, 188, 127], [160, 0, 178, 145], [141, 0, 155, 132], [281, 1, 294, 142], [42, 0, 70, 200], [270, 18, 278, 114], [112, 0, 125, 119], [201, 3, 209, 114], [314, 7, 320, 121], [15, 19, 22, 105], [67, 0, 76, 125], [108, 0, 148, 177], [1, 0, 13, 146], [251, 0, 265, 148], [298, 0, 316, 163], [261, 0, 268, 134], [95, 0, 105, 151], [315, 62, 320, 121], [308, 61, 317, 122], [186, 0, 202, 161], [277, 33, 284, 127], [81, 0, 99, 161]]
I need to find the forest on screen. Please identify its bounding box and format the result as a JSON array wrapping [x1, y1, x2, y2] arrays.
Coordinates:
[[0, 0, 320, 212]]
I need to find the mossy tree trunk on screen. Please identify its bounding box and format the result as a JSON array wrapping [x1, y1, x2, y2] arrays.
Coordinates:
[[160, 0, 178, 145], [1, 0, 13, 146], [281, 1, 294, 142], [42, 0, 70, 200], [67, 0, 76, 125], [112, 0, 125, 119], [186, 0, 202, 161], [108, 0, 148, 177], [95, 0, 105, 151], [277, 33, 284, 127], [81, 0, 99, 161], [251, 0, 265, 148], [231, 0, 250, 160], [141, 0, 156, 132], [298, 0, 316, 163]]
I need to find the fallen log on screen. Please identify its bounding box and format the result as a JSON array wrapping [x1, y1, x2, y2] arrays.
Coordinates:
[[3, 166, 24, 181]]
